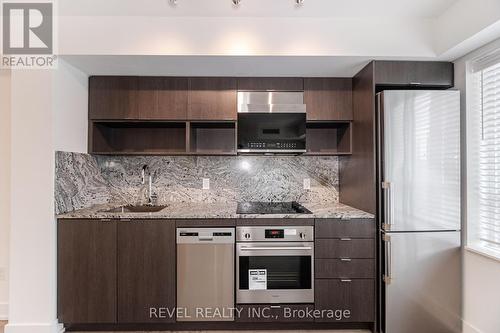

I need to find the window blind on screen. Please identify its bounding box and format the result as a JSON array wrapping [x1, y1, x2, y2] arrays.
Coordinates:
[[467, 53, 500, 258]]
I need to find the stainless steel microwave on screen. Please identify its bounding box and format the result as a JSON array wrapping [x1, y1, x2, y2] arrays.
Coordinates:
[[237, 91, 306, 154]]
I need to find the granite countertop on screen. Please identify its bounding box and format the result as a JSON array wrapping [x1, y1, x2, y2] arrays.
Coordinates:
[[56, 201, 374, 220]]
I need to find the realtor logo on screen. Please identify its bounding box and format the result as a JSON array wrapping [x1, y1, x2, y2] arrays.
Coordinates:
[[1, 1, 56, 68]]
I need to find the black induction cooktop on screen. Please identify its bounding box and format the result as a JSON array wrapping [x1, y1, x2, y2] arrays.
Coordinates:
[[237, 201, 312, 214]]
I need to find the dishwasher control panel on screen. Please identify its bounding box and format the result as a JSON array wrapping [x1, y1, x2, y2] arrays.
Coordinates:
[[177, 228, 235, 244]]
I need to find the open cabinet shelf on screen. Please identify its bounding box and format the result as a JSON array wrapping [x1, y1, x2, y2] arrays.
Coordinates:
[[89, 120, 351, 156], [305, 121, 352, 155], [188, 121, 237, 155], [90, 120, 237, 155], [91, 121, 187, 155]]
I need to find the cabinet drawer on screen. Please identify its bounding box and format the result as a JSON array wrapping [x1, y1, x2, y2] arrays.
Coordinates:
[[315, 279, 374, 322], [315, 218, 375, 238], [315, 239, 375, 258], [236, 304, 314, 322], [315, 259, 375, 278]]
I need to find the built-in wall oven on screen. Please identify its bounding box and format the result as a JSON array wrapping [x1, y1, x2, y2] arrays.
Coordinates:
[[236, 226, 314, 304]]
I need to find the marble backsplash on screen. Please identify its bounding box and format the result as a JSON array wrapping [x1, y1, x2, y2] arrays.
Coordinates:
[[55, 151, 339, 214]]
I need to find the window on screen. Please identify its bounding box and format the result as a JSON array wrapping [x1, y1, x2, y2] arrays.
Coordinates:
[[467, 49, 500, 259]]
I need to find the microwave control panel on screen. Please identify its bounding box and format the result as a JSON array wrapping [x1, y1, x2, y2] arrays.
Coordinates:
[[247, 142, 299, 150]]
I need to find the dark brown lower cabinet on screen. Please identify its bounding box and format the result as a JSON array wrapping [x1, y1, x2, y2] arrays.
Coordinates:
[[57, 220, 117, 324], [315, 279, 374, 322], [117, 220, 176, 323]]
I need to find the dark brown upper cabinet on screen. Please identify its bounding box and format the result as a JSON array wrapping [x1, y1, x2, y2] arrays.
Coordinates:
[[137, 77, 188, 120], [89, 76, 139, 120], [374, 61, 454, 88], [57, 220, 117, 324], [237, 77, 304, 91], [304, 78, 353, 120], [188, 77, 237, 120], [117, 221, 176, 323]]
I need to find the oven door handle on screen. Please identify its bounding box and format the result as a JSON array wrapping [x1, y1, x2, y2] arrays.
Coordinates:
[[240, 246, 313, 251]]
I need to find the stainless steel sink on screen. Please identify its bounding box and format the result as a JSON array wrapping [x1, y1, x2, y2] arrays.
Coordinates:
[[102, 205, 167, 213]]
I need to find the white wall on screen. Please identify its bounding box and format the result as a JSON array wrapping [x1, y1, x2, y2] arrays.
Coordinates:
[[454, 37, 500, 333], [53, 60, 89, 153], [6, 70, 59, 333], [5, 61, 88, 333], [56, 4, 500, 61], [58, 16, 435, 57], [0, 70, 11, 320]]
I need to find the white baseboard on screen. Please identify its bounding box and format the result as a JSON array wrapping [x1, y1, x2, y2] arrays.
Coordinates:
[[463, 320, 483, 333], [0, 302, 7, 320], [4, 321, 64, 333]]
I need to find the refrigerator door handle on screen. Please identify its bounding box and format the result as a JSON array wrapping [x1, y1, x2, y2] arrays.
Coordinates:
[[382, 181, 392, 230], [383, 234, 392, 284]]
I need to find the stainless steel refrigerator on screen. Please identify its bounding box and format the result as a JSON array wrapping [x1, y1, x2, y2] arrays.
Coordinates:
[[377, 90, 462, 333]]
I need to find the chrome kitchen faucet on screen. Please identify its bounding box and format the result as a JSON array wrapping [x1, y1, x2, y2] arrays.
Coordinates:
[[141, 164, 158, 206]]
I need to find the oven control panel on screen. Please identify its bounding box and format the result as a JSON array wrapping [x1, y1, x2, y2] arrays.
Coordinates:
[[237, 226, 313, 242], [265, 229, 284, 238]]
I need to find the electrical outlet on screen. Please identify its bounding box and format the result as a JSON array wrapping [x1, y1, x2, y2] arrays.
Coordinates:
[[202, 178, 210, 190], [303, 178, 311, 190]]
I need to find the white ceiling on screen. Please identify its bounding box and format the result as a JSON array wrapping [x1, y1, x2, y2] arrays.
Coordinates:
[[59, 0, 457, 18]]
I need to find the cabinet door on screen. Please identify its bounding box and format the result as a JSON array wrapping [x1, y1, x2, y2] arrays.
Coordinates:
[[237, 77, 303, 91], [315, 279, 375, 322], [89, 76, 138, 119], [304, 78, 353, 120], [412, 62, 454, 87], [57, 220, 117, 324], [374, 61, 414, 86], [188, 77, 237, 120], [375, 61, 453, 87], [117, 221, 176, 323], [136, 77, 188, 120]]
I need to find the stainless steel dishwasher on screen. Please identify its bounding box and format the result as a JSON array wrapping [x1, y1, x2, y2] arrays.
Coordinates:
[[176, 228, 235, 322]]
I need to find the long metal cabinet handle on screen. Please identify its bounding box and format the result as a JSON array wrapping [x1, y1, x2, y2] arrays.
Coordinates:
[[382, 181, 392, 230], [240, 246, 312, 251], [383, 234, 392, 284]]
